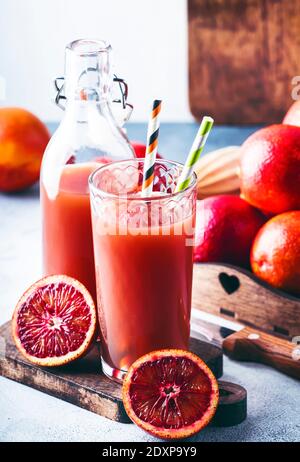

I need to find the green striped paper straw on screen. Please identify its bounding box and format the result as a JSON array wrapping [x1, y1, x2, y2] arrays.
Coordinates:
[[175, 116, 214, 192]]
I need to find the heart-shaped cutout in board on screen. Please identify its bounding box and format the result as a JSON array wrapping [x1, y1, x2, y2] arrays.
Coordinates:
[[218, 272, 240, 295]]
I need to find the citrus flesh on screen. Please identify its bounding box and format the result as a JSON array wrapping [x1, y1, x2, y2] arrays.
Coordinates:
[[12, 275, 96, 366], [122, 349, 219, 439]]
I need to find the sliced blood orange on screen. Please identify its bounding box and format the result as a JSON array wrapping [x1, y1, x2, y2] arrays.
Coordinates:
[[122, 349, 219, 439], [12, 275, 97, 367]]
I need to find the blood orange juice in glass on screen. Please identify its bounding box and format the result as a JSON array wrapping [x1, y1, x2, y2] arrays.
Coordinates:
[[89, 159, 197, 381]]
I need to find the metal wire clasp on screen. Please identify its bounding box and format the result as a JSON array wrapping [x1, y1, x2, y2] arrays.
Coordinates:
[[54, 73, 133, 120], [54, 77, 66, 110]]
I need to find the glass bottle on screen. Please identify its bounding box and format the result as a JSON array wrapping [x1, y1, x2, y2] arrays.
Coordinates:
[[40, 39, 135, 301]]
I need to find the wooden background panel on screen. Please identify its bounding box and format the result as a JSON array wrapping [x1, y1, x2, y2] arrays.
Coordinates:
[[188, 0, 300, 124]]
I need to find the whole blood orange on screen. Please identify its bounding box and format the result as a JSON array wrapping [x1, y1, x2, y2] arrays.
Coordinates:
[[194, 195, 265, 268], [93, 143, 163, 163], [240, 124, 300, 215], [283, 101, 300, 127], [131, 141, 162, 159], [251, 211, 300, 296], [122, 349, 219, 439], [12, 275, 97, 366], [0, 107, 50, 192]]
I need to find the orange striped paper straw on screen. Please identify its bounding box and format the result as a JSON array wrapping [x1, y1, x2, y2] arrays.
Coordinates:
[[142, 100, 162, 196]]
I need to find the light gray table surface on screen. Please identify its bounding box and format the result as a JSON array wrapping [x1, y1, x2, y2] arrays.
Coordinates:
[[0, 123, 299, 442]]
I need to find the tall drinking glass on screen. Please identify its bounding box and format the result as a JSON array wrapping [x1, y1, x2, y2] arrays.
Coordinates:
[[89, 159, 197, 381]]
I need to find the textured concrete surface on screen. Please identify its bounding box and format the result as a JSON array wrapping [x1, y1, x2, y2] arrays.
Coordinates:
[[0, 123, 299, 442]]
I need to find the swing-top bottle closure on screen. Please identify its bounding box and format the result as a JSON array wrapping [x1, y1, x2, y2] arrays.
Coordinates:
[[54, 39, 133, 124], [42, 39, 135, 201]]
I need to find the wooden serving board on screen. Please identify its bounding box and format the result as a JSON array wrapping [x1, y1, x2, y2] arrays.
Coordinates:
[[192, 263, 300, 339], [0, 322, 223, 424]]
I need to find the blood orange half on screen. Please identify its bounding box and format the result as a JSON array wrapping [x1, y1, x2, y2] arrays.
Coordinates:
[[122, 349, 219, 439], [12, 275, 97, 367]]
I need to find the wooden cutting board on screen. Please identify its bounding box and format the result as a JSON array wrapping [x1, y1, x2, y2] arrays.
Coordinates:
[[188, 0, 300, 124], [0, 321, 223, 423]]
